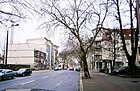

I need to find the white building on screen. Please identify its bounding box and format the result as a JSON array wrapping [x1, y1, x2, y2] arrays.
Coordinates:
[[7, 37, 59, 69]]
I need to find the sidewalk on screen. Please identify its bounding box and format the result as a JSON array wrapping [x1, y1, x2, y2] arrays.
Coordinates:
[[80, 70, 140, 91]]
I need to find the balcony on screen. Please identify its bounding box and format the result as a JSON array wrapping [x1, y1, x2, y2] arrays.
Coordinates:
[[95, 52, 102, 55]]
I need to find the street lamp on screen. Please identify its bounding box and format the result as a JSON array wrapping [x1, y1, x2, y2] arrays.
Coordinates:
[[5, 24, 19, 68]]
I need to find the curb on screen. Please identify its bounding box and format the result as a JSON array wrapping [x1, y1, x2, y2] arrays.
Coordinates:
[[80, 71, 83, 91]]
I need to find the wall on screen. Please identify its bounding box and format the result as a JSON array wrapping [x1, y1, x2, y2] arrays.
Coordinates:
[[7, 43, 35, 65]]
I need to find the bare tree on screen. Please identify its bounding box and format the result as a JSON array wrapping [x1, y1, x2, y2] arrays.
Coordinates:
[[0, 0, 36, 47], [59, 45, 79, 69], [60, 39, 82, 67], [0, 0, 28, 25], [0, 0, 42, 29], [110, 0, 139, 74], [31, 0, 109, 78]]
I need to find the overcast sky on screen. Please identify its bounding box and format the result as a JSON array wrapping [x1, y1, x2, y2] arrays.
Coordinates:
[[15, 18, 64, 47], [0, 16, 64, 54]]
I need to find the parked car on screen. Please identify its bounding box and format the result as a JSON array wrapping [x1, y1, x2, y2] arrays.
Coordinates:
[[74, 66, 80, 72], [113, 66, 131, 75], [0, 69, 14, 81], [54, 67, 61, 71], [69, 67, 74, 71], [137, 66, 140, 74], [113, 66, 140, 75], [99, 68, 109, 73], [64, 67, 67, 70], [14, 68, 32, 77]]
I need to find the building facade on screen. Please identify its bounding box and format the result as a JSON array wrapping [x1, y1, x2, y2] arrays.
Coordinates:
[[91, 28, 140, 73], [7, 37, 59, 70]]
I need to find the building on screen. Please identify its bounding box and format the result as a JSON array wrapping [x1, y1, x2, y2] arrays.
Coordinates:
[[0, 54, 3, 64], [92, 28, 140, 72], [52, 45, 59, 67], [7, 37, 59, 70], [93, 37, 103, 71]]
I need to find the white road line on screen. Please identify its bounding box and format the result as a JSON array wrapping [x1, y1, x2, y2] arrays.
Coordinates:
[[56, 80, 63, 86], [52, 73, 57, 76], [42, 76, 49, 78], [20, 80, 35, 85], [11, 84, 18, 86]]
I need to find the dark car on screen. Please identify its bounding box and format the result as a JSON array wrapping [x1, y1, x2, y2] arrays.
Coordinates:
[[99, 68, 109, 73], [74, 66, 80, 72], [0, 69, 14, 81], [14, 68, 32, 77], [113, 66, 131, 75]]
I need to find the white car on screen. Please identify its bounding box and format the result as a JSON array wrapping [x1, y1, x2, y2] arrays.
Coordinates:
[[54, 67, 61, 71]]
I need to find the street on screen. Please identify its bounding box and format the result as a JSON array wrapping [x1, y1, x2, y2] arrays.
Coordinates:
[[0, 70, 80, 91]]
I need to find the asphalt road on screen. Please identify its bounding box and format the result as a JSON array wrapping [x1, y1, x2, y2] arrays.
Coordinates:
[[0, 70, 80, 91]]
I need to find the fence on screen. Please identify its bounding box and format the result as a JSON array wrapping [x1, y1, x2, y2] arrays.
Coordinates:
[[0, 64, 30, 71]]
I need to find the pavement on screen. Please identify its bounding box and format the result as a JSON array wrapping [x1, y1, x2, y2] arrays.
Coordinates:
[[80, 70, 140, 91]]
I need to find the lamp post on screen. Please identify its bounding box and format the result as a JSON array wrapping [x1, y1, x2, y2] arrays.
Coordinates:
[[5, 24, 19, 68]]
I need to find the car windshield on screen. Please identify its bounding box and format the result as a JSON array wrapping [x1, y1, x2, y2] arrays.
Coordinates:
[[0, 70, 2, 72], [18, 69, 26, 72], [119, 66, 127, 70]]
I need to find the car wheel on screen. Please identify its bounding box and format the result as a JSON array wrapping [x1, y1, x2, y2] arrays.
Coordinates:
[[0, 77, 2, 81], [11, 76, 14, 79], [22, 73, 25, 77], [9, 76, 13, 79]]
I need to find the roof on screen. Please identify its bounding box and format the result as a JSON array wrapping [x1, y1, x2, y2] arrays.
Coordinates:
[[102, 28, 139, 41]]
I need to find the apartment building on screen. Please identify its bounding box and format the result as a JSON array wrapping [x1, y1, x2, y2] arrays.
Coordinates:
[[88, 30, 103, 71], [92, 28, 140, 72]]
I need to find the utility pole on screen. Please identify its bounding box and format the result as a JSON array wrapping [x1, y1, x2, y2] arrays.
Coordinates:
[[5, 23, 19, 68], [5, 28, 9, 68]]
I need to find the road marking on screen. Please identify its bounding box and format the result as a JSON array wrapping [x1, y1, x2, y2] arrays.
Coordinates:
[[52, 73, 57, 76], [56, 80, 63, 86], [20, 80, 35, 85], [11, 84, 18, 86], [42, 76, 49, 78]]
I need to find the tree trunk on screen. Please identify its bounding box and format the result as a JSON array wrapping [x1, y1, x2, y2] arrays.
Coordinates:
[[83, 60, 91, 78], [128, 57, 137, 75], [82, 56, 91, 78], [112, 33, 116, 74], [79, 46, 91, 78]]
